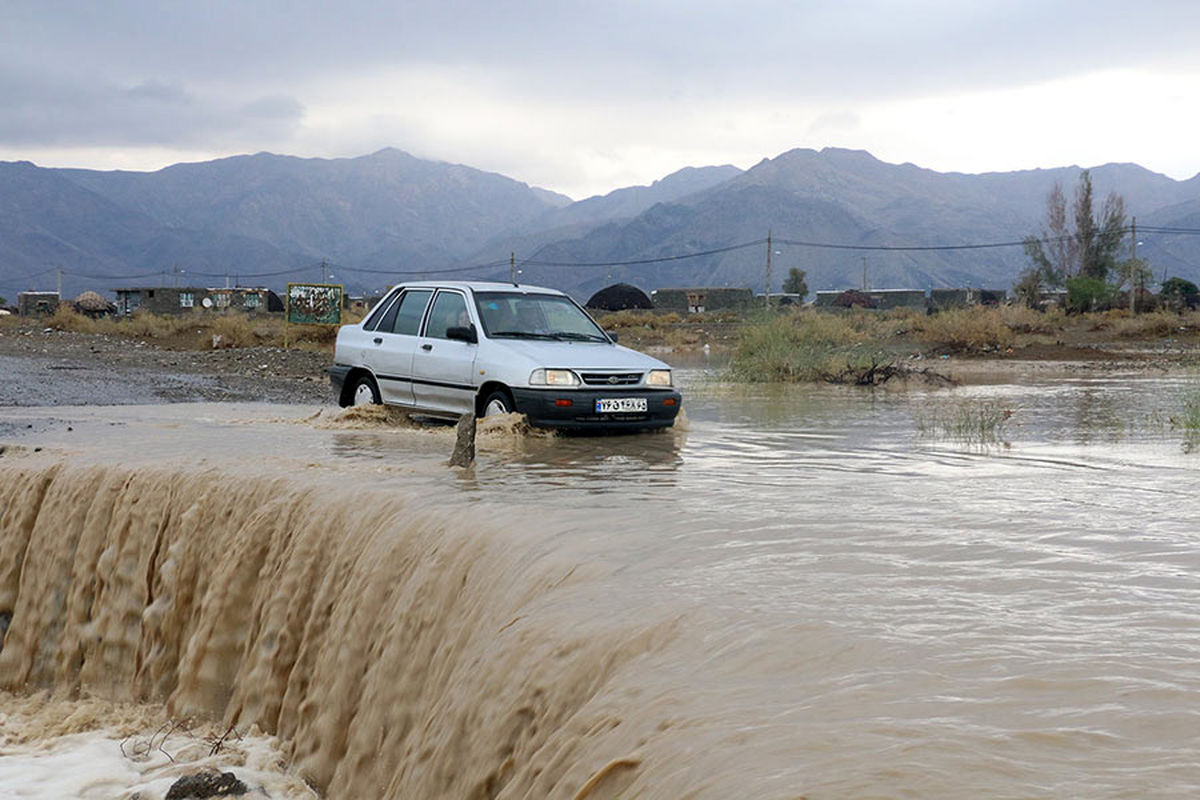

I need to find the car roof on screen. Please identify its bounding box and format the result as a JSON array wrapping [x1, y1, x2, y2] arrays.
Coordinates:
[[392, 280, 566, 296]]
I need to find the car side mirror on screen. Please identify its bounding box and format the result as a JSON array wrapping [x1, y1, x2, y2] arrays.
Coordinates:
[[446, 324, 477, 344], [606, 331, 619, 343]]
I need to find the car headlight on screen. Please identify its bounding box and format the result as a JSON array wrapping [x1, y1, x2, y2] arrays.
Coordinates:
[[529, 368, 581, 386], [646, 369, 672, 386]]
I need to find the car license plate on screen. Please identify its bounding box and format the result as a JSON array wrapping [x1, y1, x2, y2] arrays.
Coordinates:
[[595, 397, 647, 413]]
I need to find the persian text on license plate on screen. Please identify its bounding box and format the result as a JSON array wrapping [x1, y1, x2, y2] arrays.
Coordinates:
[[595, 397, 648, 413]]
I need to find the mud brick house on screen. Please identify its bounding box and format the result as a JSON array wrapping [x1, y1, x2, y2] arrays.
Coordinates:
[[17, 291, 60, 316]]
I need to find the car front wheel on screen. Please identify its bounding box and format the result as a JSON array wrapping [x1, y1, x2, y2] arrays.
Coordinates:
[[351, 374, 381, 406], [482, 389, 514, 416]]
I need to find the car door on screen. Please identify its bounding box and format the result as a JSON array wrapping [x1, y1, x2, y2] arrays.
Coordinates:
[[366, 288, 432, 406], [411, 289, 478, 414]]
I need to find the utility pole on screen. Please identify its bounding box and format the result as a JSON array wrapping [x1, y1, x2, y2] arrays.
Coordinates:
[[765, 230, 772, 308], [1129, 216, 1138, 314], [173, 264, 179, 288], [862, 256, 868, 291], [320, 259, 329, 283], [56, 266, 62, 297], [510, 252, 516, 284]]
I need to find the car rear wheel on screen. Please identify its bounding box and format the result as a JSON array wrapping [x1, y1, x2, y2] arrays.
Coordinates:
[[482, 388, 514, 416], [351, 374, 381, 406]]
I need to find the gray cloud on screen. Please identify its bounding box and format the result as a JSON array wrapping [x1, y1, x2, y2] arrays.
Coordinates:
[[7, 1, 1200, 99], [0, 64, 304, 147], [1, 1, 1198, 193]]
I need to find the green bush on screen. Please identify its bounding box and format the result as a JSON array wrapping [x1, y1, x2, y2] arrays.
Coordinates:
[[1065, 276, 1117, 313]]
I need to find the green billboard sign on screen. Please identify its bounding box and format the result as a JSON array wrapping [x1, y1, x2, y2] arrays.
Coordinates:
[[286, 283, 343, 325]]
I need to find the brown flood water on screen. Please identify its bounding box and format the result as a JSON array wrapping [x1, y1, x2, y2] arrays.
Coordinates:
[[2, 364, 1199, 798]]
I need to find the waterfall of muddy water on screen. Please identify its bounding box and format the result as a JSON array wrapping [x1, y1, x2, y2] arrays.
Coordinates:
[[2, 365, 1200, 798]]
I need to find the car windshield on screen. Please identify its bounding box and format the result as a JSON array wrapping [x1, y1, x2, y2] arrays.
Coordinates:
[[473, 292, 609, 341]]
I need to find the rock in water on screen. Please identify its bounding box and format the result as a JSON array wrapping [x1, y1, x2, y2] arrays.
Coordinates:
[[165, 771, 248, 799], [448, 412, 476, 467]]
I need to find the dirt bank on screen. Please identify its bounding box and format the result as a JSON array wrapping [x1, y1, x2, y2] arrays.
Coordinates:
[[2, 313, 1197, 407], [0, 325, 333, 406]]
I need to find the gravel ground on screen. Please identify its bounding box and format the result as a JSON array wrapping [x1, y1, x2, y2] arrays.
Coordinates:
[[0, 327, 335, 407]]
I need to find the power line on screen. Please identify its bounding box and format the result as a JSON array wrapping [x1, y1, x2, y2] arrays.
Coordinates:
[[11, 224, 1200, 288], [523, 239, 765, 268]]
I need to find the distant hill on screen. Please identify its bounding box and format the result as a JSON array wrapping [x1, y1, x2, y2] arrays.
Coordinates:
[[1, 149, 570, 298], [2, 146, 1199, 302], [483, 148, 1200, 296]]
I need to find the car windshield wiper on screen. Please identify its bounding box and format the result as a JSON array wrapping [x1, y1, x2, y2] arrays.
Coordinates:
[[488, 330, 557, 339], [547, 331, 609, 342]]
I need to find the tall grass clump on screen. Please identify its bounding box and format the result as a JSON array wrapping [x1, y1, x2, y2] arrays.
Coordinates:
[[1111, 310, 1187, 339], [915, 398, 1014, 445], [996, 304, 1064, 335], [728, 311, 888, 382], [1172, 389, 1200, 434], [916, 307, 1013, 353], [116, 311, 196, 339], [595, 310, 683, 329], [46, 305, 100, 333], [209, 313, 265, 348]]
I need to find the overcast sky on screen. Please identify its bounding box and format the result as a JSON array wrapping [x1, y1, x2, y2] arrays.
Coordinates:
[[2, 1, 1199, 199]]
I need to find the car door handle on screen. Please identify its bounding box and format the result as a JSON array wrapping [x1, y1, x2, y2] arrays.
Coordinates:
[[421, 343, 433, 351], [373, 337, 383, 344]]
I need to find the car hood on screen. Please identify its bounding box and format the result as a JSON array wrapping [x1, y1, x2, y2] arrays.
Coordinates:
[[485, 339, 670, 370]]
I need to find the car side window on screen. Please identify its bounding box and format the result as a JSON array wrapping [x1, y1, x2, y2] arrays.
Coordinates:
[[366, 291, 402, 332], [390, 290, 433, 335], [423, 291, 469, 339]]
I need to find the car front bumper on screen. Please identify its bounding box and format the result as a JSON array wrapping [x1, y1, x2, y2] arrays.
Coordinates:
[[329, 364, 352, 393], [511, 387, 681, 431]]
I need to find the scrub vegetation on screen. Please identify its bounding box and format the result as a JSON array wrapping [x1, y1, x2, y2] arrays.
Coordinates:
[[724, 304, 1200, 384], [727, 310, 902, 384], [5, 302, 1200, 380], [27, 306, 356, 351]]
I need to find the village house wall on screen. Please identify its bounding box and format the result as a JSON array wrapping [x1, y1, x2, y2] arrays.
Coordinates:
[[17, 291, 60, 316], [114, 287, 282, 316]]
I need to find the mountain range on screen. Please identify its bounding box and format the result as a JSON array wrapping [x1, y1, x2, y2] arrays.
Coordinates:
[[2, 146, 1199, 303]]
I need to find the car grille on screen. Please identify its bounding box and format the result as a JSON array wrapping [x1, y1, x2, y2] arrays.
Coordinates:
[[580, 372, 642, 386]]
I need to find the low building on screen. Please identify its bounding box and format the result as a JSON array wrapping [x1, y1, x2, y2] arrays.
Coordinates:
[[651, 287, 754, 313], [345, 294, 384, 314], [114, 286, 283, 316], [868, 289, 927, 310], [18, 291, 60, 316], [814, 289, 924, 310], [929, 288, 1007, 311], [815, 287, 1008, 312]]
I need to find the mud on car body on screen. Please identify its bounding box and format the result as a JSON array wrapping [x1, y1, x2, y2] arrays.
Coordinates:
[[330, 281, 681, 431]]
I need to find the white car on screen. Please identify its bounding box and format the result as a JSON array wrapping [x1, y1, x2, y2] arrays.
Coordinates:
[[329, 281, 681, 431]]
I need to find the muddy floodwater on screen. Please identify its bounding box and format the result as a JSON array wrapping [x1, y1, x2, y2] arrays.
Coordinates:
[[2, 363, 1199, 798]]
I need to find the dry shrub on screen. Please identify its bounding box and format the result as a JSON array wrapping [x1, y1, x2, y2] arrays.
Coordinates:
[[117, 311, 193, 339], [793, 310, 867, 345], [289, 323, 338, 345], [1088, 309, 1126, 331], [209, 314, 261, 348], [917, 307, 1013, 353], [997, 304, 1062, 334], [595, 310, 682, 329], [47, 305, 99, 333], [1111, 310, 1189, 339]]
